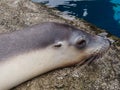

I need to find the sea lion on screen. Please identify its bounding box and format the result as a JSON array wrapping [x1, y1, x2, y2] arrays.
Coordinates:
[[0, 22, 110, 90]]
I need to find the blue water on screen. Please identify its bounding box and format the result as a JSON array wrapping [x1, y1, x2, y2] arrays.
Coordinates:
[[32, 0, 120, 38]]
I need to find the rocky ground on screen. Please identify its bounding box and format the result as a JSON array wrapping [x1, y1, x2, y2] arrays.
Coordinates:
[[0, 0, 120, 90]]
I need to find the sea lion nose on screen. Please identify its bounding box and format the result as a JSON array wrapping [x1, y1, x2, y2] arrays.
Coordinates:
[[97, 32, 111, 46], [106, 38, 114, 46], [106, 38, 112, 46], [98, 33, 112, 46]]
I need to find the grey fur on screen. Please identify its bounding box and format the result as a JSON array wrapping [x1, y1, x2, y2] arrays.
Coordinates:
[[0, 22, 82, 59]]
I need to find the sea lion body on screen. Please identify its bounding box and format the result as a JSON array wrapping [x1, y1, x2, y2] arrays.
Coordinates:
[[0, 22, 110, 90]]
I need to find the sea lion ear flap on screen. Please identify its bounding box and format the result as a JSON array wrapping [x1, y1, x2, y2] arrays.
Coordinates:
[[53, 41, 63, 48]]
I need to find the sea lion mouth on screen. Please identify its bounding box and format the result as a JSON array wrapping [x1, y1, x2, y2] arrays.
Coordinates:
[[86, 55, 100, 65], [79, 55, 100, 66], [79, 47, 110, 66]]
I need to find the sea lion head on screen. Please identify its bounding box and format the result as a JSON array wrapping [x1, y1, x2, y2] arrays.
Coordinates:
[[37, 22, 111, 67]]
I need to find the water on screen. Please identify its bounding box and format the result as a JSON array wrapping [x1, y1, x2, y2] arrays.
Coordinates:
[[32, 0, 120, 38]]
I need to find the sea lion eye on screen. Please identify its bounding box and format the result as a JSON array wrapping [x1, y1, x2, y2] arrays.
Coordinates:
[[76, 39, 86, 49], [53, 41, 62, 48]]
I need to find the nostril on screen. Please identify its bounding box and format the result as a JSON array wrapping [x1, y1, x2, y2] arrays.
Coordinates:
[[107, 39, 112, 46], [107, 38, 114, 44]]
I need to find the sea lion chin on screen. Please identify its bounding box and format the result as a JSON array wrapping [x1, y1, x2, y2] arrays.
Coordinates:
[[0, 22, 111, 90]]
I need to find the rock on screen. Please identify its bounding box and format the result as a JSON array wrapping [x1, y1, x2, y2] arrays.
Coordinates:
[[0, 0, 120, 90]]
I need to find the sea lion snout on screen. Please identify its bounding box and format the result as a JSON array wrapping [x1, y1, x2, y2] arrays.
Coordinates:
[[98, 33, 112, 46], [67, 28, 111, 65], [78, 34, 111, 65], [95, 35, 111, 49], [68, 28, 111, 51]]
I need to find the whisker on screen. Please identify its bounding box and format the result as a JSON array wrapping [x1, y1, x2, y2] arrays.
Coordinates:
[[87, 55, 99, 66], [79, 56, 93, 66]]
